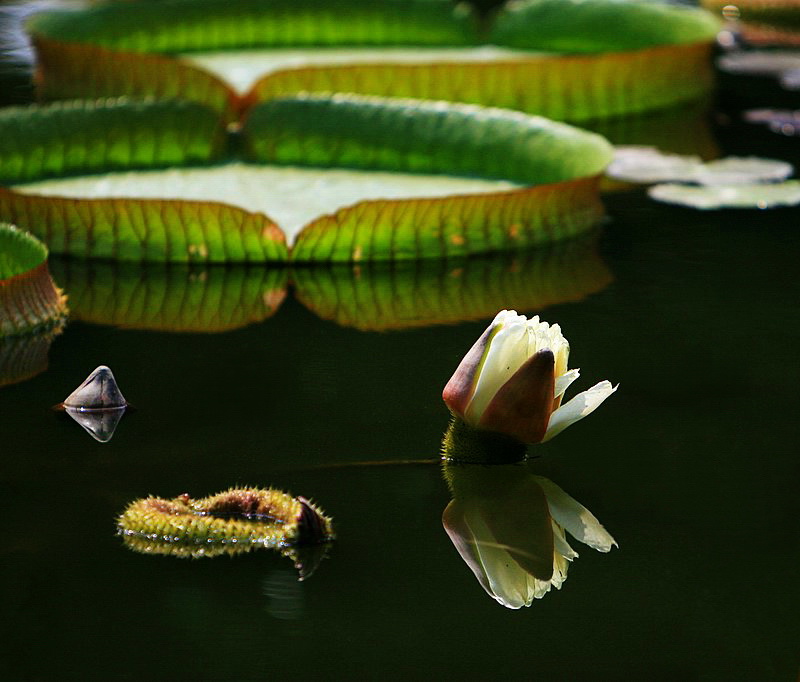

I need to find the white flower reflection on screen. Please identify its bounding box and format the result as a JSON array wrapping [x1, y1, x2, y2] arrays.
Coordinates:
[[442, 464, 617, 609]]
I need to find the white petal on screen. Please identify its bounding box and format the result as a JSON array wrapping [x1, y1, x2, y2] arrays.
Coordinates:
[[542, 380, 617, 442], [529, 574, 553, 600], [535, 477, 618, 552], [465, 319, 529, 422], [551, 521, 579, 561], [464, 511, 531, 609], [554, 368, 580, 399]]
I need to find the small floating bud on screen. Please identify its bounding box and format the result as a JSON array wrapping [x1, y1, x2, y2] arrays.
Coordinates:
[[59, 365, 129, 442], [63, 365, 127, 410]]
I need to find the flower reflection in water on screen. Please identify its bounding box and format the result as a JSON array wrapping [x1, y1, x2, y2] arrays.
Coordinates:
[[442, 462, 616, 609]]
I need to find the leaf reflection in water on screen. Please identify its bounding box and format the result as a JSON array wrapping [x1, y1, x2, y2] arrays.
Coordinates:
[[0, 325, 62, 388], [442, 462, 616, 609], [49, 259, 288, 333], [293, 237, 612, 331]]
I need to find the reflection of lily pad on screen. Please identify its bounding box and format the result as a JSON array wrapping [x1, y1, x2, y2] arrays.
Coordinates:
[[0, 329, 61, 388], [2, 95, 613, 262], [50, 259, 287, 332], [27, 0, 720, 121], [0, 223, 67, 336], [648, 181, 800, 209], [293, 238, 612, 331]]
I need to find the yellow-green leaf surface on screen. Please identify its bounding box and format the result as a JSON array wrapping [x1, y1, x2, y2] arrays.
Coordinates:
[[4, 95, 612, 262], [292, 238, 612, 331], [183, 46, 538, 96], [0, 98, 227, 184], [246, 42, 715, 123], [290, 178, 604, 261], [12, 163, 521, 247], [27, 0, 717, 120], [27, 0, 476, 52], [491, 0, 720, 53], [0, 223, 68, 336], [0, 98, 288, 262], [245, 94, 612, 260], [50, 260, 288, 332], [244, 95, 612, 186], [32, 38, 238, 119], [0, 188, 289, 262]]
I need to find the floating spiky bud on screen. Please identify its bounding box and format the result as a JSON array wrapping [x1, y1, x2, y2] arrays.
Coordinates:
[[117, 487, 335, 578]]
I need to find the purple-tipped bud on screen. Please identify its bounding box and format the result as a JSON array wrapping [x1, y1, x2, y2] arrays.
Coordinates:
[[63, 365, 127, 410]]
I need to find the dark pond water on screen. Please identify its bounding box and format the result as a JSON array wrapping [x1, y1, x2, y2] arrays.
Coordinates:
[[2, 198, 799, 681], [1, 3, 799, 681]]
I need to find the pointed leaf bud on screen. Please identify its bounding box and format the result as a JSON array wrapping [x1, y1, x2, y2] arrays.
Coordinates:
[[63, 365, 127, 410]]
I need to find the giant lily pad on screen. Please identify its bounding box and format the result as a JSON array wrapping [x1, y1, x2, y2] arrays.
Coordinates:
[[0, 98, 226, 184], [2, 95, 614, 262], [26, 0, 720, 121], [0, 222, 67, 336], [491, 0, 721, 53], [244, 42, 716, 124], [247, 95, 613, 261], [0, 99, 287, 262]]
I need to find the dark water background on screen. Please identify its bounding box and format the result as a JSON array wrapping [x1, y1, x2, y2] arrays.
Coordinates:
[[1, 1, 799, 680]]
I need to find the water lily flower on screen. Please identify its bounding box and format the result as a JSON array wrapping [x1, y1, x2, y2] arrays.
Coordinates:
[[443, 310, 616, 448], [442, 464, 617, 609]]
